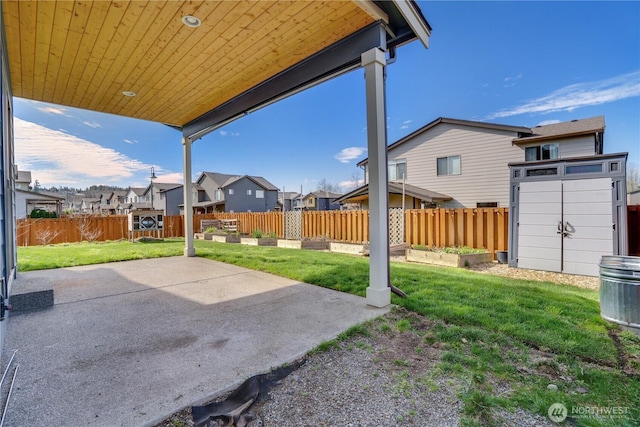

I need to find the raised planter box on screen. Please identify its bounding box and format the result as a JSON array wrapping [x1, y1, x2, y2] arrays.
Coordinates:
[[406, 249, 492, 268], [240, 237, 277, 246], [277, 239, 331, 250], [330, 242, 368, 256], [194, 233, 205, 240], [207, 234, 241, 243]]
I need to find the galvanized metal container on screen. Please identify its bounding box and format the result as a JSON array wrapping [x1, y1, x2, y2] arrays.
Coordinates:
[[599, 256, 640, 330]]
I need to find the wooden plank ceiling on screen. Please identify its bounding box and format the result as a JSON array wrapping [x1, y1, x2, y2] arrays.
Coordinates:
[[3, 0, 375, 127]]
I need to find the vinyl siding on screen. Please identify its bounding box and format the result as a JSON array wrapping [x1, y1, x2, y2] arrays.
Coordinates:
[[518, 135, 595, 159], [388, 124, 523, 208]]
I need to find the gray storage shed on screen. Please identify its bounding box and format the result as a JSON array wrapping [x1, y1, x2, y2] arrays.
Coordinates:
[[508, 153, 628, 276]]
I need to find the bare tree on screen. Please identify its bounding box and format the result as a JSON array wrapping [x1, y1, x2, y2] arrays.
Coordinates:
[[77, 216, 102, 242], [35, 228, 61, 246], [316, 178, 342, 193], [628, 163, 640, 193]]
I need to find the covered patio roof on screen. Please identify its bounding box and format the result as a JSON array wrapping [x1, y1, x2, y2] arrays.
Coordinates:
[[3, 0, 429, 139]]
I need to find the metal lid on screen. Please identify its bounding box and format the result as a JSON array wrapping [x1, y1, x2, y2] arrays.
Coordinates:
[[600, 255, 640, 269]]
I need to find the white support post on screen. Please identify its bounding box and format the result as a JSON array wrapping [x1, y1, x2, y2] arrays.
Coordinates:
[[183, 135, 195, 257], [362, 47, 390, 308]]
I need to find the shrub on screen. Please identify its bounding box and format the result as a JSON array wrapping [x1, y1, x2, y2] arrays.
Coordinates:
[[251, 229, 264, 238]]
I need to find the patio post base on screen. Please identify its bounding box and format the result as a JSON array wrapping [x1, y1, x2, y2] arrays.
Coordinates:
[[184, 247, 196, 257], [366, 286, 390, 308]]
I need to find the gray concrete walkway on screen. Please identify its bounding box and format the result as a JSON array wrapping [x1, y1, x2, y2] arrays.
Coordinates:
[[2, 257, 388, 427]]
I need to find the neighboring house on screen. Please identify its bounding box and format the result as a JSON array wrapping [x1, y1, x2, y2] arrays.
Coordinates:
[[629, 189, 640, 206], [301, 191, 343, 211], [108, 190, 127, 214], [124, 187, 147, 205], [15, 170, 32, 191], [143, 183, 182, 212], [80, 198, 101, 214], [278, 192, 302, 211], [15, 189, 64, 219], [195, 172, 279, 212], [346, 116, 605, 209], [162, 183, 217, 215]]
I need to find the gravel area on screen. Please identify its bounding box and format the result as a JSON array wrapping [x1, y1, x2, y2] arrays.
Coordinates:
[[156, 264, 595, 427], [468, 262, 600, 290]]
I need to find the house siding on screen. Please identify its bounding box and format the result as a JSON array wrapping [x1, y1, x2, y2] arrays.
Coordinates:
[[387, 124, 524, 208], [163, 187, 184, 216], [518, 135, 595, 159], [224, 177, 279, 212]]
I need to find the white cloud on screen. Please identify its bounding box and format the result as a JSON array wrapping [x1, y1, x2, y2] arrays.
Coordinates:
[[155, 172, 183, 183], [219, 130, 240, 137], [14, 118, 153, 186], [401, 119, 412, 129], [37, 106, 68, 116], [123, 139, 138, 144], [488, 71, 640, 119], [83, 121, 102, 129], [339, 179, 361, 189], [536, 119, 561, 126], [503, 73, 523, 88], [335, 147, 367, 164]]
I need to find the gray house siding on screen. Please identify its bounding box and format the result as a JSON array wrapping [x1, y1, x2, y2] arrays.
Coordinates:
[[162, 186, 184, 216], [225, 177, 278, 212], [385, 123, 524, 208]]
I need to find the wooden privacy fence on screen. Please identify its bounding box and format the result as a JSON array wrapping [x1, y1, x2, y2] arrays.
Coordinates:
[[16, 208, 509, 252]]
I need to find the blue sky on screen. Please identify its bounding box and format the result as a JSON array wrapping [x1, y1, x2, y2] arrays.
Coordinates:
[[13, 1, 640, 193]]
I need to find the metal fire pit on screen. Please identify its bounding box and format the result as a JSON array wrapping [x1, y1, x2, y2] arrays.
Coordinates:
[[599, 255, 640, 333]]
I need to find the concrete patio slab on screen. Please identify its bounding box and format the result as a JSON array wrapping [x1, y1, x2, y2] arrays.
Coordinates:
[[1, 257, 388, 427]]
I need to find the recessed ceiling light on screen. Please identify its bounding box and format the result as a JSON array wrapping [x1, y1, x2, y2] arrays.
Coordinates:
[[122, 91, 136, 97], [182, 15, 201, 28]]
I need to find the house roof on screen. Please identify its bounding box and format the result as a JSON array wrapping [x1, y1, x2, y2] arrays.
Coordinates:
[[512, 116, 605, 144], [306, 191, 343, 199], [334, 182, 451, 204], [199, 172, 279, 191], [16, 189, 65, 201], [279, 192, 301, 201], [3, 1, 430, 138], [357, 116, 606, 166], [144, 183, 182, 195], [128, 187, 147, 196], [357, 117, 532, 166]]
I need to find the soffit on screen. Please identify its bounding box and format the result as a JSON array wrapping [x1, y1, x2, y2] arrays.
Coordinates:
[[3, 0, 376, 127]]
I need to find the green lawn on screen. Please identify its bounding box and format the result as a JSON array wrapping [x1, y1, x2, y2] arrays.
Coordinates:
[[17, 239, 640, 426]]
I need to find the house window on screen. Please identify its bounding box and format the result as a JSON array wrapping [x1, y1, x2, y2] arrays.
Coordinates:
[[228, 189, 234, 195], [247, 189, 252, 196], [477, 202, 498, 208], [437, 155, 461, 176], [388, 158, 407, 181], [525, 143, 559, 161], [256, 190, 264, 199], [214, 190, 222, 200]]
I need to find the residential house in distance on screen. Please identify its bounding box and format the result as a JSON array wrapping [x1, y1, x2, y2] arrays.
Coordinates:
[[161, 183, 215, 216], [14, 170, 64, 218], [338, 116, 606, 209], [144, 183, 182, 211], [301, 191, 342, 211], [196, 172, 279, 213], [121, 187, 149, 214], [278, 191, 302, 211]]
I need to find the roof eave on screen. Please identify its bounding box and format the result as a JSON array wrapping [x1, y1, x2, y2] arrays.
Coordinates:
[[512, 129, 604, 144]]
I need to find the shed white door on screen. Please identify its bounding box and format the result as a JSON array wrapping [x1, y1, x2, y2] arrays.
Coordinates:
[[562, 178, 613, 276], [517, 181, 562, 272], [517, 178, 613, 276]]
